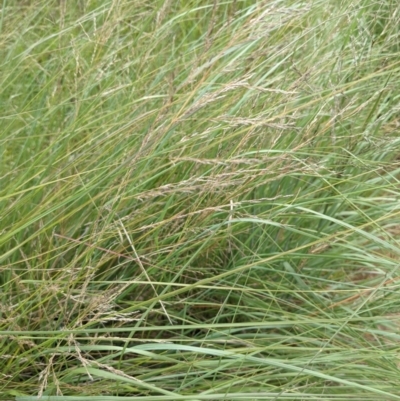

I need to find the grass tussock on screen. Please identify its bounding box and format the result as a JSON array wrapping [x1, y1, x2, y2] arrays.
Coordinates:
[[1, 0, 400, 400]]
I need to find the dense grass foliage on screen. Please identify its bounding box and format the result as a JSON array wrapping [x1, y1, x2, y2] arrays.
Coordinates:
[[1, 1, 400, 400]]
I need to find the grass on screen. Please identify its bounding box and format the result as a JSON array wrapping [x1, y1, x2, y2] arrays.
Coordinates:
[[1, 0, 400, 400]]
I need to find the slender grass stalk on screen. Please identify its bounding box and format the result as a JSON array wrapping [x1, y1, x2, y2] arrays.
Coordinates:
[[1, 0, 400, 400]]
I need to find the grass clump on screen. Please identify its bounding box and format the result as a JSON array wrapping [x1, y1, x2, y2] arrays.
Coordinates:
[[1, 0, 400, 400]]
